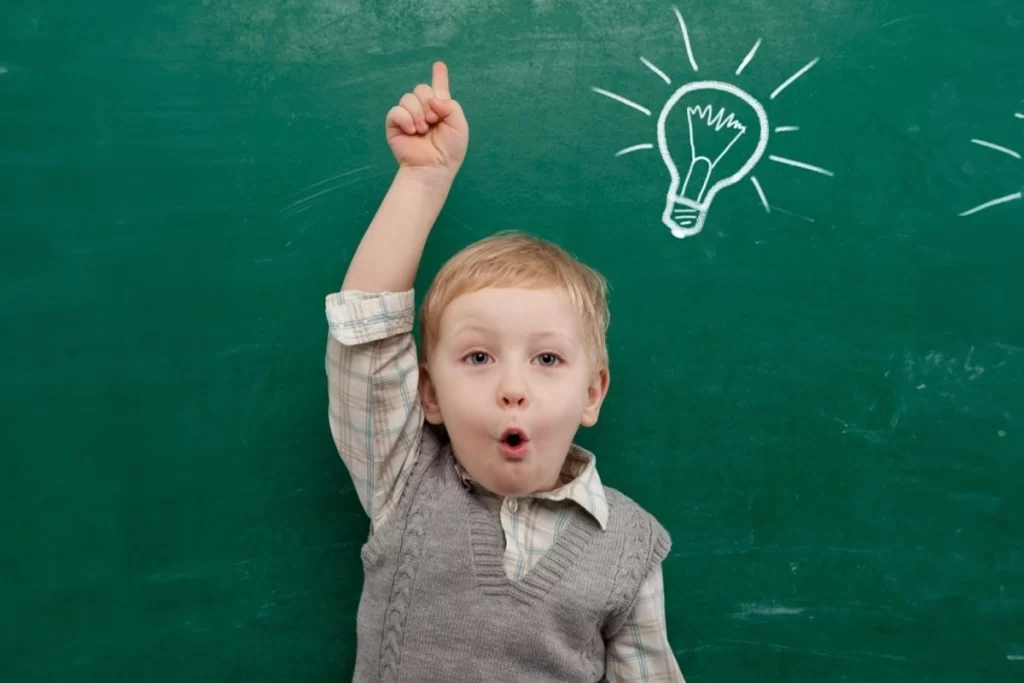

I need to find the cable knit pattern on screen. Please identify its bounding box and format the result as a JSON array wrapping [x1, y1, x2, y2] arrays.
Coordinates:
[[378, 495, 431, 679], [604, 490, 673, 636], [368, 428, 445, 682], [607, 493, 649, 615], [352, 428, 673, 683]]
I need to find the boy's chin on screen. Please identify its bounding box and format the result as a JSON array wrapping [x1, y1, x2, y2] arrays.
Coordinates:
[[476, 474, 532, 497], [481, 469, 559, 498]]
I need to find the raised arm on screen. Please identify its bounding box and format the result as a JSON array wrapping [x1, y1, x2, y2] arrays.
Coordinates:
[[342, 61, 469, 292], [327, 61, 469, 531]]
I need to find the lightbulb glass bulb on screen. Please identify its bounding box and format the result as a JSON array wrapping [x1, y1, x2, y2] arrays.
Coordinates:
[[657, 82, 769, 238]]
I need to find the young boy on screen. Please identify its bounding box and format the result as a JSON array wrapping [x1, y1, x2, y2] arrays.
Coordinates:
[[325, 61, 685, 682]]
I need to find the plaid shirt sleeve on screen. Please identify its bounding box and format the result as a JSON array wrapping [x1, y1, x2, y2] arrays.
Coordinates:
[[324, 289, 423, 532], [606, 565, 686, 682]]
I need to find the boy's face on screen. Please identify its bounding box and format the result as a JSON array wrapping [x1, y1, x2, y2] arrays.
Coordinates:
[[420, 287, 609, 497]]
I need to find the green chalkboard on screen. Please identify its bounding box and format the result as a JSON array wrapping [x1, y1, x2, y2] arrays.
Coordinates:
[[2, 1, 1022, 681]]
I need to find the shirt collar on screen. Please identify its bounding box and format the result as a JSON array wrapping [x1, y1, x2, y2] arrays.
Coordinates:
[[452, 443, 609, 530]]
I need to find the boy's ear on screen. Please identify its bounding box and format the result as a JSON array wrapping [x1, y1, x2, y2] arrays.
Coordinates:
[[580, 366, 610, 427], [418, 364, 445, 424]]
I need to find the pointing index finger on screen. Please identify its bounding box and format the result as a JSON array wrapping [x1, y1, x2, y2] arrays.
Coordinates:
[[432, 61, 450, 100]]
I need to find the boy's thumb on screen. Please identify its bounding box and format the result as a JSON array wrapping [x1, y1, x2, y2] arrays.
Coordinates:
[[447, 100, 468, 131], [430, 99, 468, 132]]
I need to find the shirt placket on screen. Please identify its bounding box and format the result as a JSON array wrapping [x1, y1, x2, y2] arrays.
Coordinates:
[[500, 496, 529, 580]]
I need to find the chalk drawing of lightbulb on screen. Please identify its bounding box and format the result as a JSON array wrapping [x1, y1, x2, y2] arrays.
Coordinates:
[[958, 104, 1022, 218], [592, 5, 835, 239], [658, 82, 768, 237]]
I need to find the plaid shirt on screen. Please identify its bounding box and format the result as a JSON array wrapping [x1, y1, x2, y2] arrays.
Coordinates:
[[325, 289, 685, 682]]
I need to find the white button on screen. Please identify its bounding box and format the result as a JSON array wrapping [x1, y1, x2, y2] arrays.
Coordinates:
[[507, 498, 519, 513]]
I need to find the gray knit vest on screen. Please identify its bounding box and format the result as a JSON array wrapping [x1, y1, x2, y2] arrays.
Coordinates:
[[352, 427, 672, 683]]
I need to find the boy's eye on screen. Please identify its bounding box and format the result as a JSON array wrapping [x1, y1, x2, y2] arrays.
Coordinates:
[[535, 353, 561, 367], [465, 351, 490, 365]]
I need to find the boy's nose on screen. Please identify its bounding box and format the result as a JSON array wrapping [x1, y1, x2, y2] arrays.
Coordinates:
[[498, 371, 529, 408], [501, 391, 527, 408]]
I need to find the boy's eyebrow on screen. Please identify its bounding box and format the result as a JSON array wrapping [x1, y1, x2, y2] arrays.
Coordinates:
[[531, 330, 575, 345], [447, 325, 575, 346], [448, 321, 495, 338]]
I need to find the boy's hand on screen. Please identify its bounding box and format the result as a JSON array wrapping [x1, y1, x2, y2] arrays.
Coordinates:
[[386, 61, 469, 175]]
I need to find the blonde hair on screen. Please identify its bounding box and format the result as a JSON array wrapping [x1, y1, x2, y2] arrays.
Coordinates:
[[418, 231, 610, 369]]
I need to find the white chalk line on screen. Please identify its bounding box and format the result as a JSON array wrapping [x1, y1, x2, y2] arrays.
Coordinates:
[[750, 176, 770, 213], [770, 57, 820, 100], [971, 138, 1021, 160], [640, 57, 671, 85], [768, 154, 835, 177], [591, 87, 652, 116], [959, 192, 1022, 217], [736, 39, 761, 76], [615, 143, 655, 157], [672, 6, 699, 73]]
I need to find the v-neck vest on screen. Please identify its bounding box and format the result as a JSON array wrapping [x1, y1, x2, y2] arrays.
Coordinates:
[[353, 427, 672, 683]]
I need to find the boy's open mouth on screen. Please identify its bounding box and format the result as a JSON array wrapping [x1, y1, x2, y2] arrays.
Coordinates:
[[499, 427, 529, 456]]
